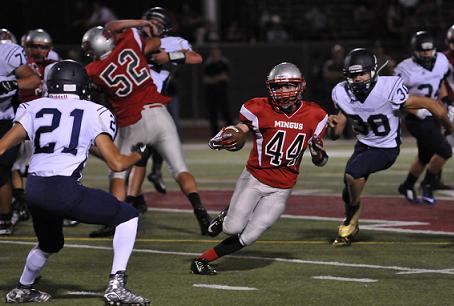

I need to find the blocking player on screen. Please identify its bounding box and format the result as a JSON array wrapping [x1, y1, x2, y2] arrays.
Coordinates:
[[328, 48, 452, 246], [191, 62, 329, 275], [3, 60, 150, 305], [82, 24, 210, 237], [0, 29, 40, 235], [396, 31, 453, 205]]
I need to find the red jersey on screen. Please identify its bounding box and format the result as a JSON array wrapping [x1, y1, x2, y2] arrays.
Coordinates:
[[444, 50, 454, 101], [85, 28, 170, 127], [19, 58, 56, 102], [240, 98, 328, 189]]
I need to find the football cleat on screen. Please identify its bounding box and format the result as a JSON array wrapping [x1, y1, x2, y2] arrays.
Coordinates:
[[398, 184, 420, 204], [191, 258, 217, 275], [0, 220, 14, 235], [104, 271, 150, 306], [332, 235, 354, 247], [12, 199, 30, 223], [207, 208, 228, 237], [89, 225, 115, 238], [126, 195, 148, 214], [193, 207, 211, 235], [147, 172, 166, 194], [6, 284, 51, 303], [420, 184, 435, 205]]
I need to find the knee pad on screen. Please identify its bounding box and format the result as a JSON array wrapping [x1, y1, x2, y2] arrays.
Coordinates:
[[0, 166, 11, 187]]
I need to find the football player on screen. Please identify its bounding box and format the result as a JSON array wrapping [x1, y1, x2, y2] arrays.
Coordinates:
[[328, 48, 452, 246], [396, 31, 453, 205], [0, 29, 40, 235], [11, 29, 59, 225], [191, 62, 329, 275], [82, 23, 210, 238], [2, 60, 150, 305]]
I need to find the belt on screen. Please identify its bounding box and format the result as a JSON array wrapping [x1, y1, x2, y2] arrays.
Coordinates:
[[143, 103, 164, 109]]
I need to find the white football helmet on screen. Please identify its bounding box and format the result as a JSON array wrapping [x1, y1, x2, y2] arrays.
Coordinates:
[[266, 62, 306, 112], [81, 26, 115, 60], [0, 28, 17, 44]]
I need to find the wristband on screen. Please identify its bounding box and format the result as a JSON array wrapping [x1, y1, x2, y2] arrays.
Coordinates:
[[168, 51, 186, 63]]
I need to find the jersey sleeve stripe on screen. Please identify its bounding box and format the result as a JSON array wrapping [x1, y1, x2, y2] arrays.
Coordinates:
[[314, 114, 328, 136], [388, 77, 403, 101], [240, 105, 264, 166]]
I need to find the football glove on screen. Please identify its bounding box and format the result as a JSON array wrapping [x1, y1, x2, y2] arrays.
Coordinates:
[[0, 80, 18, 95], [131, 142, 151, 165], [308, 135, 328, 167], [208, 128, 227, 150]]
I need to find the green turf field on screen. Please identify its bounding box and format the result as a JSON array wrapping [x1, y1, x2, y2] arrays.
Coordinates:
[[1, 138, 453, 306]]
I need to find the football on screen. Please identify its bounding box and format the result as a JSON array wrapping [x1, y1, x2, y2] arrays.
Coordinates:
[[220, 126, 246, 151]]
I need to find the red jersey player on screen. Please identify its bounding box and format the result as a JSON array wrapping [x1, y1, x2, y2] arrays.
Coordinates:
[[191, 62, 329, 275]]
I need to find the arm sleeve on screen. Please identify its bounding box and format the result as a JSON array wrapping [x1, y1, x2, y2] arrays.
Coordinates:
[[14, 103, 33, 139]]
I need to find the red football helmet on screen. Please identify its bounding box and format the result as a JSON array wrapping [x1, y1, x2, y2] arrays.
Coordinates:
[[266, 62, 306, 112]]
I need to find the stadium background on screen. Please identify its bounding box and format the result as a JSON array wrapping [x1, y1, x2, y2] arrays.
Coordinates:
[[3, 0, 454, 138]]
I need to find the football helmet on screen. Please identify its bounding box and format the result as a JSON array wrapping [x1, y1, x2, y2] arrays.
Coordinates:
[[411, 30, 436, 70], [446, 25, 454, 51], [142, 7, 173, 37], [46, 60, 90, 99], [343, 48, 378, 99], [81, 26, 115, 60], [24, 29, 53, 61], [0, 28, 17, 44], [266, 62, 306, 112]]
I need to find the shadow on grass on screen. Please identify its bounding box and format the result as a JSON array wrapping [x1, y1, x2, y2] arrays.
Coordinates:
[[213, 250, 295, 272]]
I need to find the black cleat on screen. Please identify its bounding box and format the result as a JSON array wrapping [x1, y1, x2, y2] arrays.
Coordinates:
[[6, 284, 51, 303], [191, 258, 217, 275], [0, 220, 14, 235], [398, 184, 420, 204], [89, 225, 115, 238], [207, 208, 227, 237], [126, 195, 148, 214], [193, 207, 211, 235], [147, 172, 166, 194]]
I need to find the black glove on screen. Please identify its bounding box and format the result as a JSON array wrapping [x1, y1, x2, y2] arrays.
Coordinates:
[[0, 80, 18, 95], [131, 142, 151, 165]]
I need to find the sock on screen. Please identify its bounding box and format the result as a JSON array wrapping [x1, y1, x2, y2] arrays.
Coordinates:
[[125, 195, 136, 203], [188, 192, 202, 209], [404, 172, 418, 188], [111, 217, 138, 274], [19, 247, 51, 286], [422, 170, 437, 187], [199, 248, 219, 262], [212, 235, 244, 258], [12, 188, 25, 202]]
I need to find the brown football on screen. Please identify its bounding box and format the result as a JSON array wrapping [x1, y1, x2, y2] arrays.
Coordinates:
[[221, 126, 246, 151]]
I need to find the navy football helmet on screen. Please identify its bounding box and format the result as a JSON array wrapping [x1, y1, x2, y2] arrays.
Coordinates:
[[142, 7, 173, 37], [411, 31, 436, 70], [47, 60, 90, 99], [343, 48, 378, 100]]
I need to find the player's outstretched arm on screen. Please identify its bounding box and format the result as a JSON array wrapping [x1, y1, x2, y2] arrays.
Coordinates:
[[0, 123, 27, 156], [94, 134, 142, 172], [105, 19, 155, 34], [404, 95, 453, 133]]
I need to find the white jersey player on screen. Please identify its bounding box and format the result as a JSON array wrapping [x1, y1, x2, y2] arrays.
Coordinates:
[[328, 48, 452, 247], [396, 31, 453, 206], [2, 60, 150, 305]]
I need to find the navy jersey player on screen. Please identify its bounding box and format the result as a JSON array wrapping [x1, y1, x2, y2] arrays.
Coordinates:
[[328, 48, 452, 246], [191, 63, 329, 275], [396, 31, 453, 205], [0, 31, 40, 235], [2, 60, 150, 305]]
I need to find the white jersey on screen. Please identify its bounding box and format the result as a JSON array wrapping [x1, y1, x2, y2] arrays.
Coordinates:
[[0, 42, 27, 119], [395, 53, 449, 118], [332, 76, 408, 148], [14, 94, 117, 178], [149, 36, 192, 92]]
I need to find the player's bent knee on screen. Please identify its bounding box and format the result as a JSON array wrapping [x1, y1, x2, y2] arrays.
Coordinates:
[[437, 145, 452, 160], [39, 238, 64, 254], [222, 220, 243, 236], [111, 203, 139, 227]]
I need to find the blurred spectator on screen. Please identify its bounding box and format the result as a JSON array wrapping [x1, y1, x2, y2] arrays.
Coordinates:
[[386, 0, 406, 39], [372, 40, 396, 76], [304, 7, 328, 40], [322, 44, 345, 93], [74, 1, 117, 29], [353, 1, 374, 37], [266, 15, 289, 43], [203, 46, 233, 137], [225, 21, 245, 42]]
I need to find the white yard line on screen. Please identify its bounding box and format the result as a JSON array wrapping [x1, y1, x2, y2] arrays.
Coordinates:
[[1, 240, 453, 276], [312, 276, 378, 283], [67, 291, 103, 296], [193, 284, 258, 291]]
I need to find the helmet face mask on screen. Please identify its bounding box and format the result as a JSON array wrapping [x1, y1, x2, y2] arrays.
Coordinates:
[[411, 31, 436, 70], [142, 7, 173, 37], [266, 62, 306, 113], [46, 60, 90, 99], [24, 29, 53, 62], [81, 26, 115, 60], [343, 48, 378, 100]]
